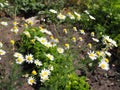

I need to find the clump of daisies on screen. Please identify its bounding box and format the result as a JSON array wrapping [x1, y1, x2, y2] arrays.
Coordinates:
[[48, 9, 81, 21], [13, 26, 68, 87], [87, 33, 117, 71]]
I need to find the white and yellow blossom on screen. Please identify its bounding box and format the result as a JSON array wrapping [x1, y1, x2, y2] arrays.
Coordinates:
[[39, 27, 52, 35], [45, 54, 54, 61], [57, 47, 64, 54], [0, 49, 6, 55], [14, 52, 23, 58], [73, 27, 77, 31], [34, 60, 42, 66], [63, 28, 68, 34], [79, 37, 83, 41], [80, 29, 85, 35], [10, 40, 15, 45], [23, 31, 31, 38], [88, 51, 97, 60], [32, 70, 37, 75], [72, 37, 76, 42], [57, 13, 66, 20], [74, 11, 81, 20], [35, 36, 48, 45], [44, 42, 52, 48], [64, 43, 70, 49], [24, 23, 28, 28], [99, 61, 109, 71], [40, 68, 51, 77], [25, 54, 34, 63], [67, 12, 75, 19], [11, 26, 19, 34], [88, 43, 92, 49], [40, 69, 51, 82], [16, 56, 24, 64], [91, 32, 95, 37], [102, 35, 117, 48], [1, 21, 8, 26], [49, 9, 57, 14], [27, 76, 36, 85], [48, 65, 54, 71]]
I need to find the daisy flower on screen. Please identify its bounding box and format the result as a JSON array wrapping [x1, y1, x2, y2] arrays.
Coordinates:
[[14, 52, 23, 58], [99, 61, 109, 71], [32, 70, 37, 75], [67, 12, 75, 19], [40, 75, 49, 82], [0, 49, 6, 55], [63, 28, 68, 34], [16, 56, 25, 64], [79, 37, 83, 41], [11, 26, 19, 34], [1, 21, 8, 26], [23, 31, 31, 38], [91, 32, 95, 37], [102, 35, 117, 48], [45, 54, 54, 61], [72, 37, 76, 42], [10, 40, 15, 45], [13, 21, 18, 26], [73, 27, 77, 31], [57, 13, 66, 20], [40, 69, 51, 77], [34, 60, 42, 66], [49, 9, 57, 14], [57, 47, 64, 54], [88, 43, 92, 49], [48, 65, 54, 71], [80, 29, 85, 35], [88, 51, 97, 60], [35, 37, 48, 45], [27, 76, 36, 85], [74, 11, 81, 20], [64, 43, 70, 49], [25, 54, 34, 63], [44, 42, 52, 48]]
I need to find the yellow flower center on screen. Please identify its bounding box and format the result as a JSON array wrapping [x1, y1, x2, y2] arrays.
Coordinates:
[[41, 72, 48, 77], [105, 58, 109, 63], [41, 40, 45, 43], [101, 64, 105, 69], [27, 56, 32, 61], [30, 79, 34, 84], [32, 70, 37, 75], [96, 51, 101, 56], [17, 57, 22, 62], [89, 53, 95, 57]]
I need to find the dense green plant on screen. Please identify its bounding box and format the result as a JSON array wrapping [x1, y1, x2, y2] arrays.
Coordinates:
[[14, 26, 90, 90], [8, 0, 66, 17]]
